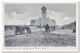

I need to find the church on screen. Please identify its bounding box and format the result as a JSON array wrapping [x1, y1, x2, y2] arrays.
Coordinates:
[[30, 6, 56, 27]]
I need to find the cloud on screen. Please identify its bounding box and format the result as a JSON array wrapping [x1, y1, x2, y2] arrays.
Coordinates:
[[5, 4, 76, 26], [62, 16, 76, 24], [5, 11, 31, 25], [47, 10, 76, 26], [5, 10, 76, 26]]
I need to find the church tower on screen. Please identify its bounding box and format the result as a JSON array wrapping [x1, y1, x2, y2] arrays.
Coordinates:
[[41, 6, 47, 26], [30, 6, 56, 27], [41, 6, 46, 18]]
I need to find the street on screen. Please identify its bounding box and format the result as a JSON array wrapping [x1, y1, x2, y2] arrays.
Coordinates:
[[5, 29, 76, 47]]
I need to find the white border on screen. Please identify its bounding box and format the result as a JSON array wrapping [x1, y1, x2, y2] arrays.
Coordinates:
[[0, 0, 2, 52], [2, 0, 78, 51], [2, 0, 77, 3], [78, 1, 80, 52]]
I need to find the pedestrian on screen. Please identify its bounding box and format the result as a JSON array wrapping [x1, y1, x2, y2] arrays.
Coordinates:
[[25, 26, 31, 34], [73, 29, 76, 33], [44, 24, 50, 32], [15, 26, 20, 35]]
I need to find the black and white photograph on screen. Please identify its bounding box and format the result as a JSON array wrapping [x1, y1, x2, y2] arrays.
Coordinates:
[[4, 4, 76, 47]]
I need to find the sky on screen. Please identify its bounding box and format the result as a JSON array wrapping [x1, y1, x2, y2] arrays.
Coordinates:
[[5, 4, 76, 26]]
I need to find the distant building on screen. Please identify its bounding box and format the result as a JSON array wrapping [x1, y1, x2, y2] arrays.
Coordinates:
[[30, 6, 56, 27], [30, 19, 36, 25]]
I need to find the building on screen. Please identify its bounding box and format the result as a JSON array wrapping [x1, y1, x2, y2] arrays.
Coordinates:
[[30, 19, 36, 25], [30, 6, 56, 27]]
